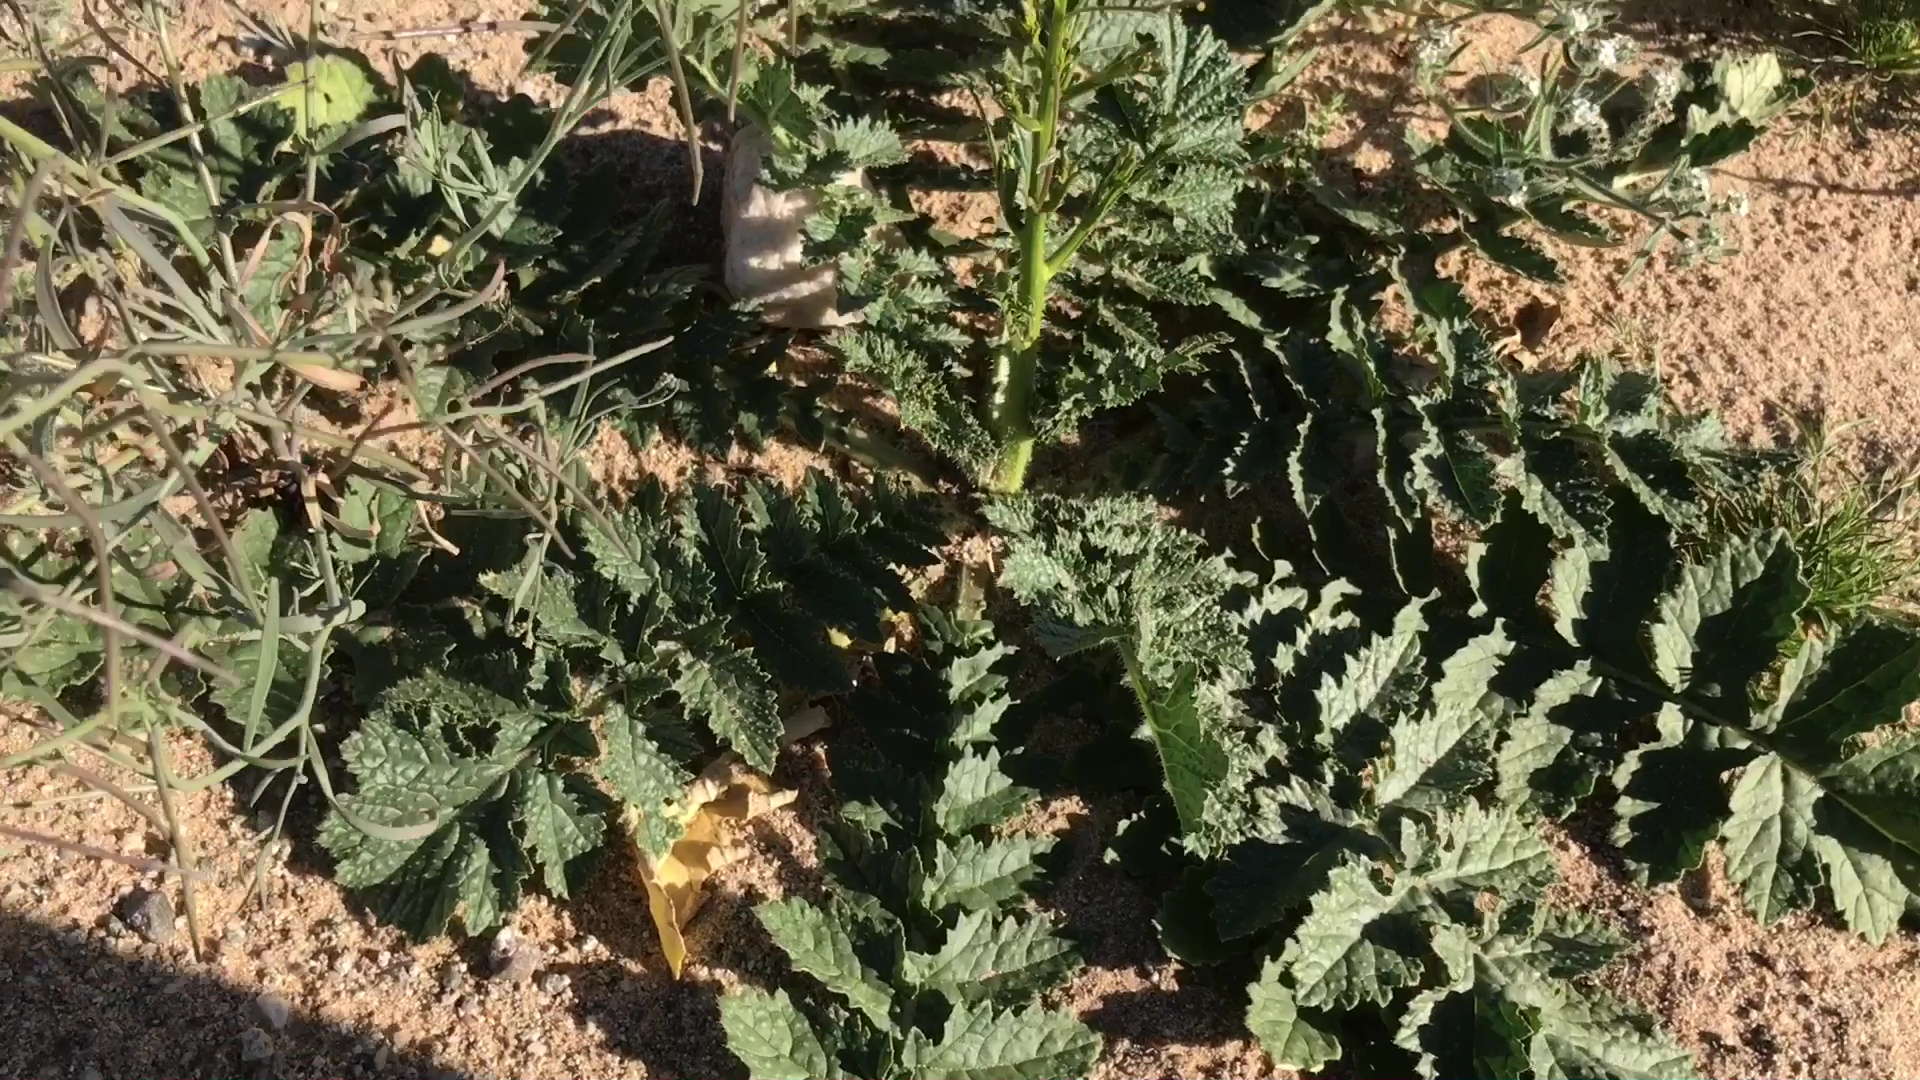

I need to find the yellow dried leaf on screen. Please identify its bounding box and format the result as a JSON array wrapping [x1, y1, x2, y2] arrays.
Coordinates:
[[282, 359, 363, 392], [633, 757, 796, 978]]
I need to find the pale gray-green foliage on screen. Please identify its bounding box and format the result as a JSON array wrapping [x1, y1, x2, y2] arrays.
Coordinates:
[[719, 628, 1096, 1080], [316, 471, 940, 936], [1197, 554, 1699, 1079], [990, 493, 1252, 849], [802, 8, 1251, 477]]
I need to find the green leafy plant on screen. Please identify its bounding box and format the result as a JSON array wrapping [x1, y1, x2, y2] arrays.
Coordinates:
[[1405, 15, 1804, 275], [0, 3, 912, 947], [813, 2, 1251, 491], [316, 469, 941, 935], [1469, 501, 1920, 943], [991, 494, 1252, 849], [720, 622, 1099, 1080], [11, 2, 1920, 1076]]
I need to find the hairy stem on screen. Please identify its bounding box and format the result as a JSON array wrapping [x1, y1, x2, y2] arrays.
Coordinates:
[[987, 0, 1071, 494]]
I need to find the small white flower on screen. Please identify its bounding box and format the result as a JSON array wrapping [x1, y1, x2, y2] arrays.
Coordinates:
[[1553, 3, 1599, 36], [1560, 93, 1602, 132], [1509, 62, 1542, 96], [1647, 62, 1684, 103], [1666, 166, 1712, 210], [1488, 167, 1530, 208], [1723, 190, 1751, 217], [1415, 21, 1459, 72], [1601, 34, 1637, 68]]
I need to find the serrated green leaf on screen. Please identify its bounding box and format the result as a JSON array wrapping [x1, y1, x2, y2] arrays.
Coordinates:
[[900, 1001, 1099, 1080], [1495, 666, 1590, 813], [319, 813, 512, 938], [1475, 932, 1698, 1080], [1134, 661, 1231, 837], [902, 909, 1076, 1004], [1774, 621, 1920, 752], [1207, 830, 1357, 940], [516, 770, 605, 900], [1526, 907, 1631, 979], [1562, 500, 1675, 674], [316, 676, 562, 937], [721, 987, 834, 1080], [756, 898, 895, 1027], [691, 482, 771, 603], [1374, 629, 1512, 810], [1279, 860, 1419, 1010], [1808, 830, 1910, 945], [1720, 754, 1818, 925], [1610, 706, 1749, 883], [733, 598, 851, 695], [598, 699, 693, 844], [947, 641, 1017, 709], [1428, 801, 1554, 896], [922, 835, 1054, 912], [935, 749, 1031, 834], [1246, 958, 1341, 1072], [581, 505, 662, 599], [1649, 532, 1805, 712], [1313, 599, 1425, 740], [666, 638, 782, 772], [1470, 494, 1555, 624]]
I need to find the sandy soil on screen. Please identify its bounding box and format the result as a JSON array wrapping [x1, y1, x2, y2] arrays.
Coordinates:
[[1552, 834, 1920, 1079], [8, 1, 1920, 1078], [1294, 5, 1920, 472]]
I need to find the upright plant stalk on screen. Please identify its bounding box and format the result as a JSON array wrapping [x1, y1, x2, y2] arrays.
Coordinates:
[[987, 0, 1072, 495]]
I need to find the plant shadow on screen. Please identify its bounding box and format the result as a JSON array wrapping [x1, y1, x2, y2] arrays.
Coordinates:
[[0, 909, 474, 1080]]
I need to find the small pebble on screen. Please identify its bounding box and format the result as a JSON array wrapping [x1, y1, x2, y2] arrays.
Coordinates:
[[333, 950, 357, 976], [538, 972, 570, 997], [114, 888, 175, 945], [488, 928, 541, 984], [438, 963, 466, 997], [254, 991, 291, 1031], [78, 1067, 103, 1080], [373, 1044, 390, 1071], [238, 1027, 274, 1063]]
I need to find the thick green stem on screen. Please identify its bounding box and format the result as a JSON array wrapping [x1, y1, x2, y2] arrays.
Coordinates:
[[987, 0, 1071, 494]]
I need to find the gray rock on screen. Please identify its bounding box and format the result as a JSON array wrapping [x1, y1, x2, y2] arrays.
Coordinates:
[[538, 972, 570, 997], [114, 889, 175, 944], [487, 928, 541, 984], [254, 991, 291, 1031], [78, 1066, 104, 1080], [239, 1027, 274, 1063]]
